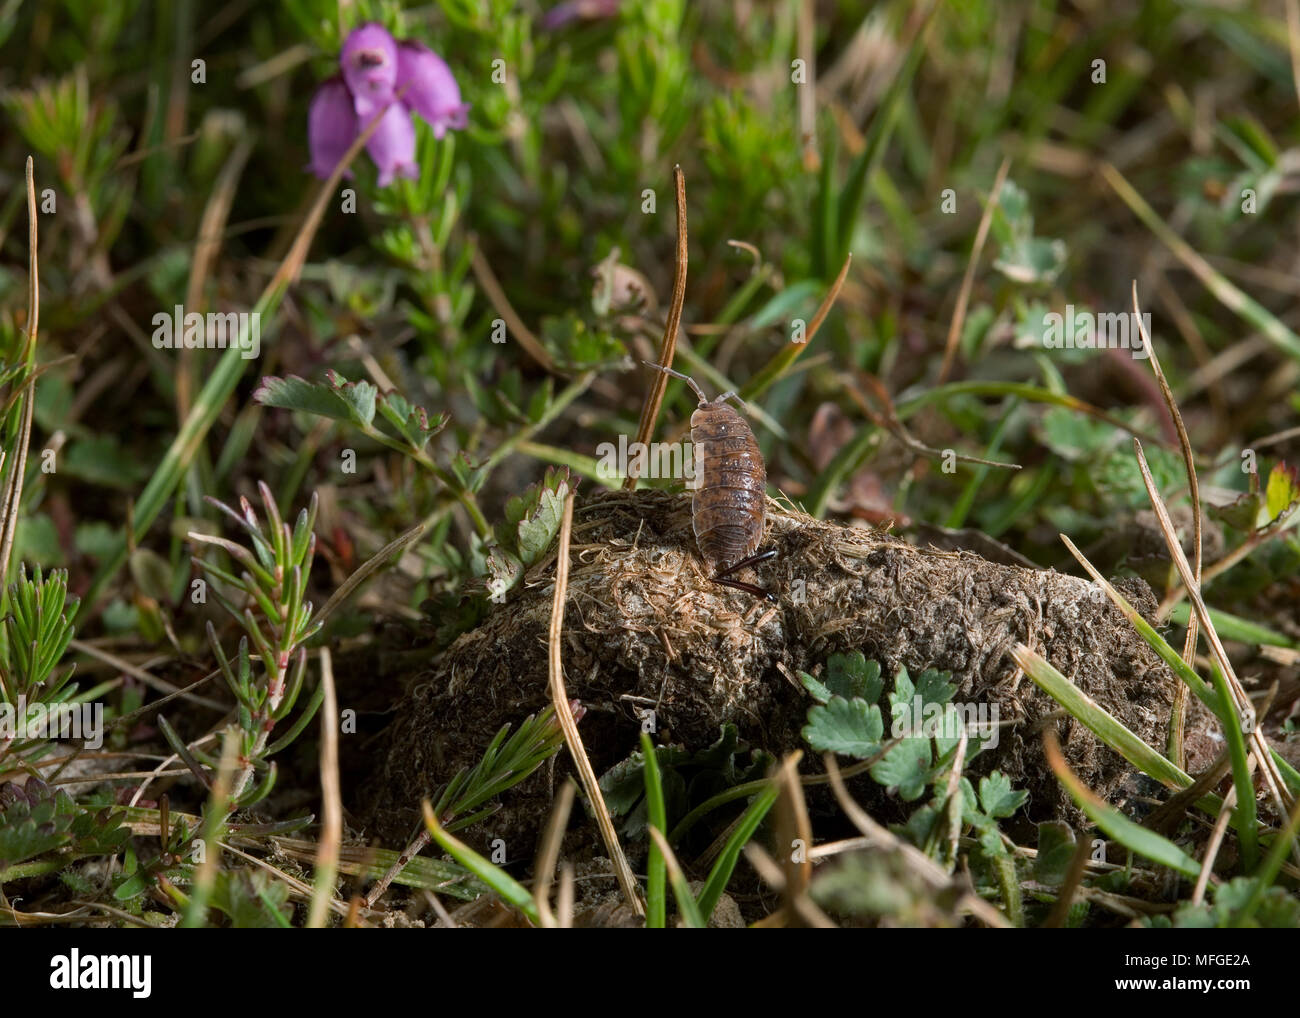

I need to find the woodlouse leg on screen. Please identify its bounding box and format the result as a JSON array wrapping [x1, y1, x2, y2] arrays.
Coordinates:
[[711, 549, 778, 603]]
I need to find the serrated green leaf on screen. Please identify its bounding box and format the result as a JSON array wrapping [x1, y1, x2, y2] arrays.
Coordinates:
[[824, 652, 881, 702], [598, 746, 692, 816], [802, 698, 884, 758], [516, 487, 565, 566], [979, 772, 1028, 819], [1215, 878, 1300, 929], [902, 802, 942, 847], [870, 738, 931, 800], [911, 667, 958, 707], [376, 391, 446, 450], [253, 373, 377, 427], [211, 869, 292, 928]]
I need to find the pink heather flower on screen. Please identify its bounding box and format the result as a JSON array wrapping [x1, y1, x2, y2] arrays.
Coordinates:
[[397, 41, 470, 139], [308, 24, 467, 186], [366, 101, 418, 187], [307, 78, 359, 179], [341, 22, 400, 117]]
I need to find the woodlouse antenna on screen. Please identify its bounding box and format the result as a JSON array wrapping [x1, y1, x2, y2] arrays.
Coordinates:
[[641, 360, 709, 405]]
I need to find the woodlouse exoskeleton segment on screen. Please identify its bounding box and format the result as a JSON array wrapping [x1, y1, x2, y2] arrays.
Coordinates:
[[642, 361, 776, 603]]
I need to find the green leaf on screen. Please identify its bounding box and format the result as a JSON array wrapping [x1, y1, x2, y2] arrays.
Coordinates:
[[495, 467, 572, 571], [210, 869, 293, 928], [798, 671, 832, 704], [63, 436, 150, 488], [516, 486, 566, 565], [747, 279, 823, 330], [423, 808, 539, 924], [1037, 405, 1114, 462], [1221, 114, 1279, 169], [113, 870, 151, 901], [539, 313, 626, 371], [1214, 878, 1300, 929], [903, 802, 943, 847], [693, 779, 779, 923], [891, 664, 915, 705], [886, 664, 956, 737], [75, 521, 121, 561], [823, 652, 882, 702], [990, 179, 1066, 285], [870, 738, 931, 801], [911, 667, 958, 708], [1209, 489, 1263, 532], [376, 391, 447, 450], [0, 792, 70, 864], [252, 372, 377, 428], [434, 708, 567, 821], [688, 724, 742, 771], [598, 745, 692, 816], [994, 236, 1066, 285], [1167, 602, 1297, 649], [993, 179, 1031, 237], [974, 817, 1006, 859], [978, 772, 1028, 819], [0, 780, 128, 869], [802, 697, 884, 758], [1034, 822, 1077, 887], [1264, 462, 1300, 523]]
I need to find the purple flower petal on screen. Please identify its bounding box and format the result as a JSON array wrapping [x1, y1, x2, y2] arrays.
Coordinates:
[[307, 78, 359, 179], [540, 0, 621, 31], [365, 102, 418, 187], [341, 22, 400, 118], [397, 41, 470, 139]]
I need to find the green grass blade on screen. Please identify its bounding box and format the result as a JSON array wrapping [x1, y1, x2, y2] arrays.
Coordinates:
[[1233, 793, 1300, 925], [422, 801, 539, 925], [832, 7, 933, 272], [1011, 644, 1194, 792], [649, 827, 705, 929], [1058, 536, 1257, 866], [1044, 732, 1201, 879], [694, 778, 780, 924], [1168, 603, 1297, 648], [1103, 162, 1300, 362], [640, 732, 668, 930]]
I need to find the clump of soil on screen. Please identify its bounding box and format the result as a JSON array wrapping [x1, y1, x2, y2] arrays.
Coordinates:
[[363, 489, 1179, 851]]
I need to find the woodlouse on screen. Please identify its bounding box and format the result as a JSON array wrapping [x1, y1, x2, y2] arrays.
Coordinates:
[[643, 361, 776, 602]]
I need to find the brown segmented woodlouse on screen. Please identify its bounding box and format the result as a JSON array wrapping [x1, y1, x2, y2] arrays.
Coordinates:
[[643, 361, 776, 603]]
